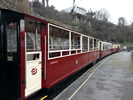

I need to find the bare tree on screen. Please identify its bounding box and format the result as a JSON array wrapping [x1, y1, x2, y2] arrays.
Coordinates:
[[94, 8, 110, 22], [71, 0, 75, 14], [42, 0, 45, 8], [42, 0, 49, 7], [46, 0, 49, 7], [118, 17, 127, 26]]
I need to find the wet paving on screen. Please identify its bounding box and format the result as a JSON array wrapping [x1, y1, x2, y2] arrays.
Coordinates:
[[54, 51, 133, 100]]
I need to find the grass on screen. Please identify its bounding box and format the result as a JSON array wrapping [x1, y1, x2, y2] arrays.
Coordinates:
[[123, 42, 133, 45]]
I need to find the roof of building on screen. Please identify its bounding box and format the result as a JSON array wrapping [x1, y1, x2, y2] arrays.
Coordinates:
[[63, 5, 87, 16]]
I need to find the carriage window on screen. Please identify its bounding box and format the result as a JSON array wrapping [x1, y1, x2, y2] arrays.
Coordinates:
[[96, 40, 99, 50], [89, 38, 93, 51], [25, 18, 41, 52], [94, 39, 96, 48], [71, 32, 80, 49], [103, 45, 105, 50], [94, 39, 98, 50], [27, 54, 40, 61], [49, 25, 69, 58], [49, 25, 69, 51], [7, 22, 17, 61], [108, 44, 111, 49], [82, 36, 88, 52]]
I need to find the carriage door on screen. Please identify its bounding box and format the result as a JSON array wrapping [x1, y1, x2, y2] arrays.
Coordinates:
[[25, 18, 42, 97]]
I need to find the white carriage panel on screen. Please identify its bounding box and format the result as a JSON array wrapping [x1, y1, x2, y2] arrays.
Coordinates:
[[25, 52, 42, 97]]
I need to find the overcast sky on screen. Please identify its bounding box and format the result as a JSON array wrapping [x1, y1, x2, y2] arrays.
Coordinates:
[[47, 0, 133, 25]]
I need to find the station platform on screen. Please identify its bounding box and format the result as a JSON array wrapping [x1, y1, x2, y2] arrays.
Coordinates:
[[53, 51, 133, 100]]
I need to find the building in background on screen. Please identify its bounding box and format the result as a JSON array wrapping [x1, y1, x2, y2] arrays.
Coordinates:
[[63, 5, 87, 24], [63, 5, 94, 26]]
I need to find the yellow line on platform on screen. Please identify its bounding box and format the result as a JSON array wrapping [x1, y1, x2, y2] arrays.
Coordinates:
[[68, 56, 111, 100], [41, 95, 48, 100]]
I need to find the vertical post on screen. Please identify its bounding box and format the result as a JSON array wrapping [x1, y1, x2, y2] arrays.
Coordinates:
[[88, 37, 89, 51], [101, 44, 103, 51], [73, 34, 74, 49], [80, 35, 82, 53], [98, 40, 100, 50], [69, 31, 71, 55], [45, 36, 46, 79], [25, 33, 27, 89], [102, 42, 103, 50], [61, 51, 62, 57], [36, 26, 38, 51], [48, 24, 49, 58], [102, 44, 103, 50], [96, 40, 97, 50], [93, 38, 94, 51]]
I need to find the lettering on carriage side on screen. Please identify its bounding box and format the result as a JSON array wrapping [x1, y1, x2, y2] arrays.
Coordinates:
[[50, 60, 58, 65]]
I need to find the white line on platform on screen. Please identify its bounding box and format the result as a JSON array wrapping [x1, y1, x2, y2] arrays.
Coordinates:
[[53, 66, 93, 100], [68, 56, 111, 100]]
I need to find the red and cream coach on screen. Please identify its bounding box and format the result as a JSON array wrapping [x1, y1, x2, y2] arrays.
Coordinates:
[[100, 41, 113, 58], [0, 9, 100, 100], [112, 44, 120, 52], [0, 9, 120, 100]]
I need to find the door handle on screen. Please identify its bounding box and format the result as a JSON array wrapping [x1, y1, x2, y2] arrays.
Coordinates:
[[39, 62, 42, 64]]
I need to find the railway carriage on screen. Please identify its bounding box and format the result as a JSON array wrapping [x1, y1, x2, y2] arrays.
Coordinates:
[[0, 9, 101, 100], [112, 44, 120, 52], [100, 41, 113, 58], [0, 9, 121, 100]]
